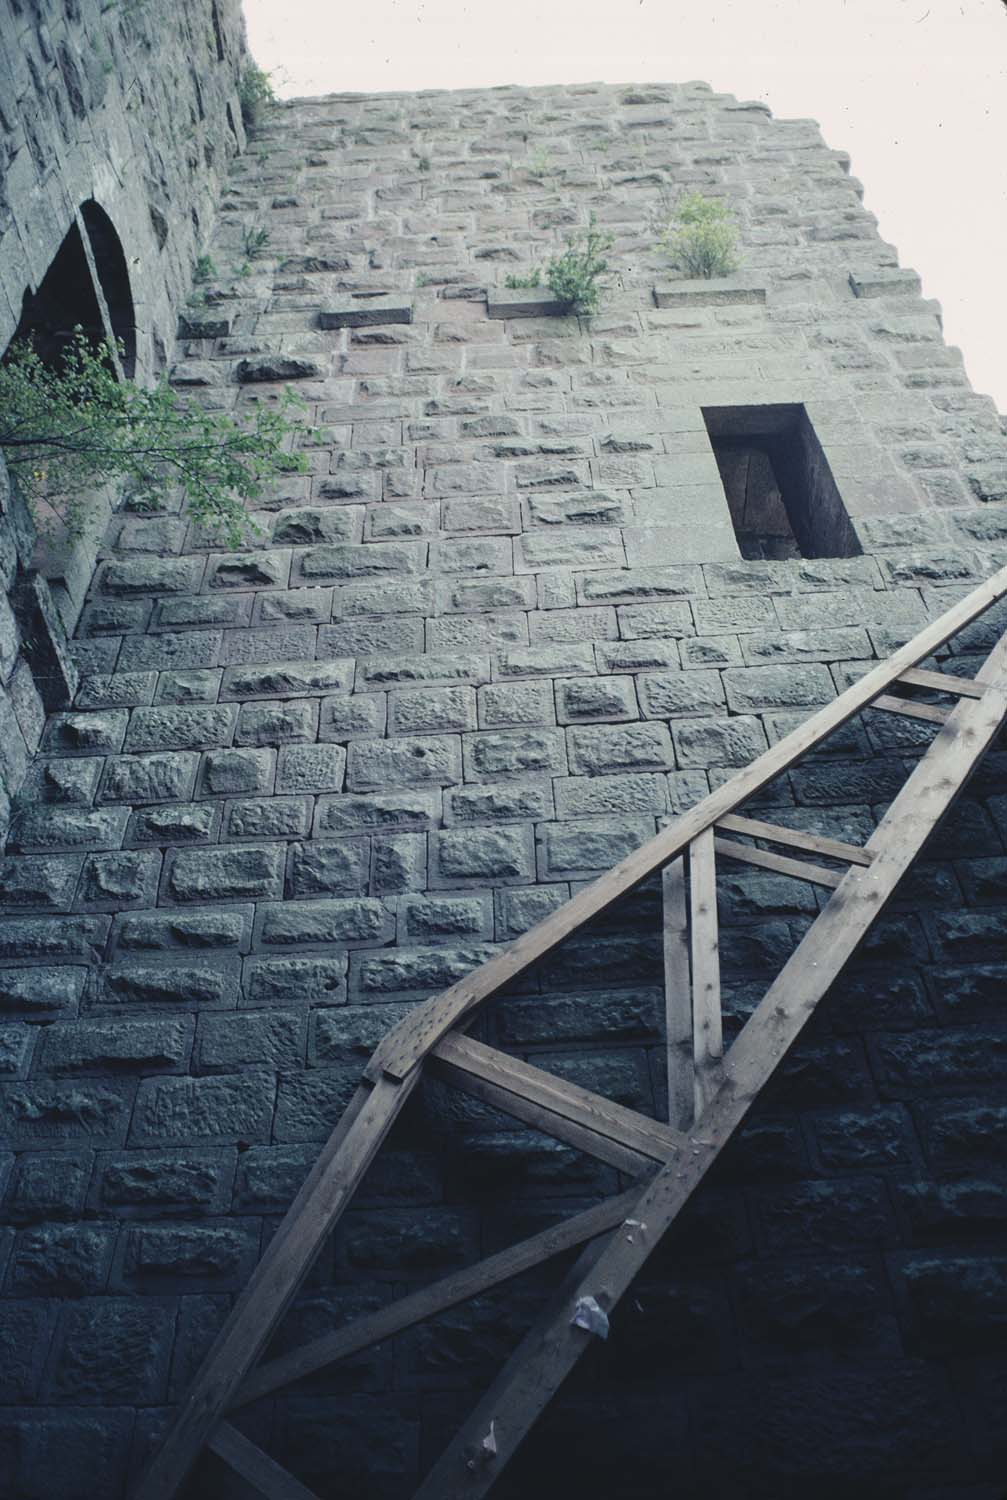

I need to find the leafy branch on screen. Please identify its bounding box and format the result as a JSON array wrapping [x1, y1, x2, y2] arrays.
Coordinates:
[[0, 331, 306, 548]]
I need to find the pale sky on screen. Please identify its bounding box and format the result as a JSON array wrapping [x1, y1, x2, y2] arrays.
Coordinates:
[[244, 0, 1007, 413]]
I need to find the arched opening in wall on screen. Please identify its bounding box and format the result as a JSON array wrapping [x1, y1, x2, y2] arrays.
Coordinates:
[[7, 201, 136, 377], [80, 200, 137, 375]]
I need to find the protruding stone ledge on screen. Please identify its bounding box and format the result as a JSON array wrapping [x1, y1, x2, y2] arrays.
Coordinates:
[[848, 267, 921, 299], [487, 287, 568, 319], [318, 295, 413, 329], [177, 312, 232, 339], [653, 278, 768, 308]]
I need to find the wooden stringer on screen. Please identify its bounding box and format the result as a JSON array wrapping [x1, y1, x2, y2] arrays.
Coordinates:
[[134, 565, 1007, 1500]]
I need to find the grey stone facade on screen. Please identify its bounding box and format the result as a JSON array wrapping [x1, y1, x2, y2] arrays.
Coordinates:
[[2, 72, 1007, 1498]]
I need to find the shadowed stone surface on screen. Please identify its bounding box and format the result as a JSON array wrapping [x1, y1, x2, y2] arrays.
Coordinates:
[[1, 56, 1007, 1500]]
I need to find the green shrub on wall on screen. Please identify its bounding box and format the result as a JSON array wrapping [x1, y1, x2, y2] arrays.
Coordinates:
[[659, 192, 739, 278]]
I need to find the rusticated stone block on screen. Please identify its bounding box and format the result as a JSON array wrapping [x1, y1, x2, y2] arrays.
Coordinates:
[[126, 803, 218, 845], [289, 840, 368, 897], [0, 1078, 134, 1146], [295, 541, 425, 583], [257, 898, 392, 949], [272, 506, 361, 545], [243, 956, 347, 1009], [555, 675, 638, 724], [94, 1150, 232, 1213], [0, 914, 109, 963], [0, 1301, 55, 1400], [154, 668, 222, 705], [98, 751, 198, 805], [6, 1153, 90, 1220], [0, 855, 81, 911], [97, 556, 204, 595], [197, 747, 275, 797], [234, 701, 317, 746], [131, 1071, 276, 1145], [41, 710, 128, 755], [444, 780, 554, 825], [387, 685, 476, 735], [540, 816, 655, 879], [314, 790, 439, 835], [672, 714, 767, 767], [274, 1066, 362, 1142], [347, 735, 461, 791], [430, 826, 535, 887], [871, 1028, 1007, 1094], [351, 944, 497, 1001], [48, 1298, 174, 1401], [233, 1144, 317, 1211], [463, 728, 567, 781], [118, 630, 221, 672], [218, 625, 316, 667], [8, 807, 130, 854], [319, 693, 386, 741], [567, 721, 674, 775], [224, 796, 311, 841], [357, 652, 489, 690], [275, 743, 347, 794], [195, 1011, 304, 1073], [338, 1207, 474, 1270], [78, 850, 161, 909], [125, 705, 236, 753], [400, 894, 492, 943], [38, 1017, 192, 1074], [120, 1222, 258, 1285], [165, 844, 285, 902], [22, 757, 102, 806], [221, 659, 352, 701], [371, 832, 426, 894], [0, 966, 85, 1016], [10, 1224, 115, 1293]]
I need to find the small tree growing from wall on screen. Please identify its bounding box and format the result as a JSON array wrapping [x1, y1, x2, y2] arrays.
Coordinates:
[[0, 331, 304, 547], [659, 192, 739, 278]]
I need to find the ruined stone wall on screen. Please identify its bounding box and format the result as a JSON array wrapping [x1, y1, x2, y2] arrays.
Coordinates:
[[0, 0, 248, 832], [2, 79, 1007, 1498]]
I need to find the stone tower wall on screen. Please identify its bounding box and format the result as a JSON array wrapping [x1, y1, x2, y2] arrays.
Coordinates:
[[2, 78, 1007, 1498], [0, 0, 248, 836]]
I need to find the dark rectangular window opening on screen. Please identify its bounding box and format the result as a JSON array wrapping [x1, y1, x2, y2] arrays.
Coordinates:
[[702, 403, 861, 561]]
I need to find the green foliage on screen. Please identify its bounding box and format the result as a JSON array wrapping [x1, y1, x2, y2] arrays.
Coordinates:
[[0, 331, 306, 547], [503, 269, 542, 290], [193, 254, 217, 284], [526, 146, 552, 179], [238, 63, 275, 128], [544, 217, 614, 316], [659, 192, 739, 279], [242, 226, 270, 259]]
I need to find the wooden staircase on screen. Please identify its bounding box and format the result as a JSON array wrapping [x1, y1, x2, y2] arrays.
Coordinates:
[[134, 564, 1007, 1500]]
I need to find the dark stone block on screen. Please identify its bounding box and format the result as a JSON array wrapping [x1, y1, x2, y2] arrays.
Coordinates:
[[0, 1301, 54, 1400], [812, 1106, 913, 1169], [338, 1207, 475, 1271], [49, 1298, 174, 1402], [734, 1259, 898, 1360], [10, 1223, 115, 1294], [898, 1255, 1007, 1355], [751, 1177, 896, 1254]]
